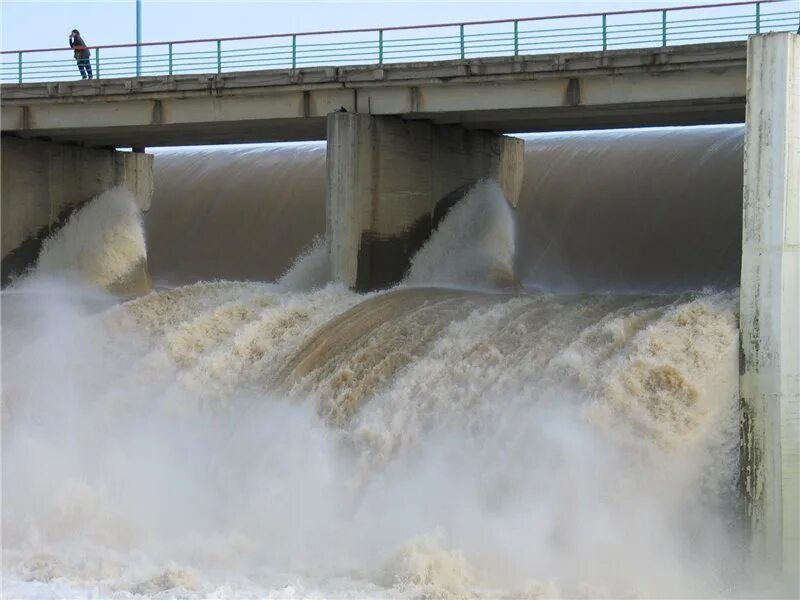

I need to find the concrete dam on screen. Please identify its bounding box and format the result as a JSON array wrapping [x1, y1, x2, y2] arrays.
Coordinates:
[[1, 34, 797, 599]]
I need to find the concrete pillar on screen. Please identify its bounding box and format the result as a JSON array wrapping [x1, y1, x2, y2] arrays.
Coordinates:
[[326, 113, 523, 291], [740, 32, 799, 594], [1, 136, 154, 284]]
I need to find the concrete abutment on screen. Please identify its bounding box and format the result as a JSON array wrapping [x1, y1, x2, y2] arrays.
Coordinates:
[[740, 32, 799, 595], [326, 112, 523, 291]]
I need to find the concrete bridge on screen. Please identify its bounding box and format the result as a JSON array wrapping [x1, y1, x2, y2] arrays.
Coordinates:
[[0, 8, 798, 591], [0, 42, 748, 147]]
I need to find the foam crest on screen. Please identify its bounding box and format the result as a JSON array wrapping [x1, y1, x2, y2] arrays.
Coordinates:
[[277, 235, 331, 291], [405, 180, 515, 289], [33, 187, 150, 294]]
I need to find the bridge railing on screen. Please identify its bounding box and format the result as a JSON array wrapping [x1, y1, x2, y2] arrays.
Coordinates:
[[1, 0, 797, 84]]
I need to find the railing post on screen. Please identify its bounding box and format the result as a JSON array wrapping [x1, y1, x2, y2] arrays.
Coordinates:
[[17, 51, 22, 83], [378, 30, 383, 65], [136, 0, 142, 76], [661, 9, 668, 46], [513, 20, 519, 56], [460, 24, 465, 59], [95, 48, 100, 79], [755, 1, 761, 34], [216, 39, 222, 73], [602, 13, 607, 50], [168, 42, 173, 75], [292, 35, 297, 69]]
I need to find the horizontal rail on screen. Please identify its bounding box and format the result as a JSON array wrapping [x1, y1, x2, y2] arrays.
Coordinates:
[[0, 0, 796, 84], [0, 0, 787, 55]]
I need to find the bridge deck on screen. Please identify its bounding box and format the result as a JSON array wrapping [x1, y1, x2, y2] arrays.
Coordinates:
[[1, 42, 747, 147]]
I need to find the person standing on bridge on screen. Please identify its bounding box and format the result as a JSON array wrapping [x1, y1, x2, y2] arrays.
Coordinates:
[[69, 29, 92, 80]]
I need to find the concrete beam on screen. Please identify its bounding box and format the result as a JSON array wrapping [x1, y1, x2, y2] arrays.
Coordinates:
[[326, 112, 522, 291], [1, 136, 153, 283], [740, 32, 799, 594]]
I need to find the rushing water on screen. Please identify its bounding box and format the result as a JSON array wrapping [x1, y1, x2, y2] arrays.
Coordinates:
[[2, 126, 763, 598]]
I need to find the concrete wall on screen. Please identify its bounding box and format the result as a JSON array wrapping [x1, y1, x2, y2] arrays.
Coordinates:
[[740, 32, 799, 594], [1, 136, 153, 282], [327, 112, 523, 291]]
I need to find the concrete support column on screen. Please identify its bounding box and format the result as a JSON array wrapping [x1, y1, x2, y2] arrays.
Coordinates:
[[326, 112, 523, 291], [740, 32, 799, 593], [1, 136, 154, 284]]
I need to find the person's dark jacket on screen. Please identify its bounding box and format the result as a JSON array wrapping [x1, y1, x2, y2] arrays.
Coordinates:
[[69, 35, 90, 60]]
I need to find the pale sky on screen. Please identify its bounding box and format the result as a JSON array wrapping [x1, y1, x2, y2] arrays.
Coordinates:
[[2, 0, 794, 52]]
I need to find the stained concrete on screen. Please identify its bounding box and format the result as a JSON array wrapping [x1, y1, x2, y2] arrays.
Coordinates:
[[740, 32, 799, 595], [326, 112, 522, 291]]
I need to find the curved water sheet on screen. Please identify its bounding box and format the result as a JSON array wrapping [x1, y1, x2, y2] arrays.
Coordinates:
[[147, 142, 326, 285], [3, 277, 756, 598], [517, 125, 744, 292]]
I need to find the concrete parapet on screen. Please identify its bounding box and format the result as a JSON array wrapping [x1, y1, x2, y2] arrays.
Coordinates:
[[326, 112, 523, 290], [740, 32, 799, 594], [1, 136, 154, 284]]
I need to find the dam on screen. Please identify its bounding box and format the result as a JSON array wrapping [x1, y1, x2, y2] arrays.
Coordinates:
[[0, 10, 798, 598], [2, 124, 751, 598]]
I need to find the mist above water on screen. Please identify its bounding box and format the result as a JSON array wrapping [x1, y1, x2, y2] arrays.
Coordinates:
[[2, 126, 763, 598], [2, 279, 745, 598]]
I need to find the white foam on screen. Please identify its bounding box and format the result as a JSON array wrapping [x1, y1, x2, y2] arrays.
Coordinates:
[[1, 279, 752, 598], [405, 180, 515, 289], [277, 235, 331, 292], [33, 187, 148, 292]]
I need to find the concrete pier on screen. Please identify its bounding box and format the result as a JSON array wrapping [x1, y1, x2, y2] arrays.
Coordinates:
[[1, 136, 154, 284], [740, 32, 799, 594], [326, 113, 523, 290]]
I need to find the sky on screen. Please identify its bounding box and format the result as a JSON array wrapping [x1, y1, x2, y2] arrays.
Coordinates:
[[2, 0, 789, 52]]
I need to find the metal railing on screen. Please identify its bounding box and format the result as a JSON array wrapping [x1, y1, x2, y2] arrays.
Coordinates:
[[1, 0, 797, 84]]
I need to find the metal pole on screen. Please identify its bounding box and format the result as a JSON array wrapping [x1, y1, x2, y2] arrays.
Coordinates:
[[217, 39, 222, 73], [513, 20, 518, 56], [460, 24, 465, 59], [755, 1, 761, 34], [17, 51, 22, 83], [168, 42, 173, 75], [661, 9, 668, 46], [292, 35, 297, 69], [95, 48, 100, 79], [602, 14, 607, 51], [378, 30, 383, 65], [136, 0, 142, 77]]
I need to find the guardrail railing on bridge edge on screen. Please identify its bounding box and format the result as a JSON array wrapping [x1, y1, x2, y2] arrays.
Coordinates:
[[1, 0, 797, 84]]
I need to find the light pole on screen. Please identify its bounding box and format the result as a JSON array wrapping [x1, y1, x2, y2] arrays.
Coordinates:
[[135, 0, 142, 77]]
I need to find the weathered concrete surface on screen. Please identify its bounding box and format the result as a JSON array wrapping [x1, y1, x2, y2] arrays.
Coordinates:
[[327, 112, 523, 290], [1, 136, 153, 282], [1, 43, 747, 147], [740, 32, 799, 595]]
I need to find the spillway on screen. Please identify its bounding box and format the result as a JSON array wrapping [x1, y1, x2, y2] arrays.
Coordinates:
[[147, 125, 744, 291], [3, 125, 765, 599]]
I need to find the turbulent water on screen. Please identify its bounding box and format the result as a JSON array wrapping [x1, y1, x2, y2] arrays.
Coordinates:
[[2, 126, 762, 598]]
